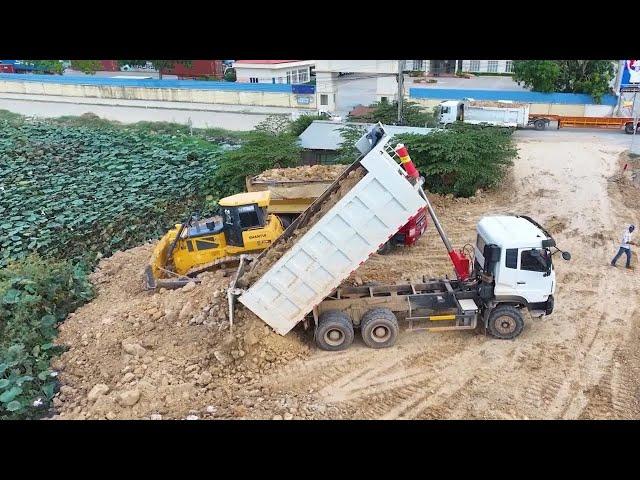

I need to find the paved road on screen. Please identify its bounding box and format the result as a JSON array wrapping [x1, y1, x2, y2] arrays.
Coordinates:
[[0, 93, 302, 130]]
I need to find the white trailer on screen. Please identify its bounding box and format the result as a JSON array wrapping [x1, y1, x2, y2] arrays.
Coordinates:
[[232, 125, 427, 335], [438, 100, 552, 130]]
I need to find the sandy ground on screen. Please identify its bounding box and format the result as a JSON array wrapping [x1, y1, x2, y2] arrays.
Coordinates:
[[251, 132, 640, 420], [53, 131, 640, 419]]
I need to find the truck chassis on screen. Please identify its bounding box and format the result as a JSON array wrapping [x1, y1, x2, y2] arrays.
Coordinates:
[[310, 277, 526, 351]]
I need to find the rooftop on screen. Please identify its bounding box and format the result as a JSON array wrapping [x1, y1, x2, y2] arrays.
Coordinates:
[[477, 216, 550, 249], [298, 120, 434, 151]]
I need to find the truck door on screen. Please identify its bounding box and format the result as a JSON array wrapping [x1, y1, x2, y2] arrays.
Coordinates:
[[515, 248, 550, 303]]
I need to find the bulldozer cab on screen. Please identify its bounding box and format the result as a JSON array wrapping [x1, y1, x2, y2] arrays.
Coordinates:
[[219, 191, 271, 247]]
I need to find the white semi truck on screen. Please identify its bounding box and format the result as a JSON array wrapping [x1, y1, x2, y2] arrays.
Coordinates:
[[230, 124, 570, 351], [437, 99, 553, 130]]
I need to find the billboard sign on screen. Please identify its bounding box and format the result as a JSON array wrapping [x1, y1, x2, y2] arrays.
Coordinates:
[[621, 60, 640, 86]]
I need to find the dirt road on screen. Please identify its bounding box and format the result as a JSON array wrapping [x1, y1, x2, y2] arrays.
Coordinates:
[[55, 131, 640, 419], [252, 132, 640, 420]]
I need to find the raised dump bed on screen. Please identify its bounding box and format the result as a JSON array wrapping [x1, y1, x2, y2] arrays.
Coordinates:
[[233, 125, 428, 335]]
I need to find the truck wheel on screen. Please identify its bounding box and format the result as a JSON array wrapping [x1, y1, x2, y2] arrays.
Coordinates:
[[315, 310, 354, 351], [487, 306, 524, 340], [625, 122, 635, 134], [360, 308, 399, 349], [534, 119, 546, 131], [377, 241, 393, 255]]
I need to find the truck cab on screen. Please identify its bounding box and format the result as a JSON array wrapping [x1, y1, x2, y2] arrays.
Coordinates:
[[473, 215, 560, 316], [437, 100, 463, 125]]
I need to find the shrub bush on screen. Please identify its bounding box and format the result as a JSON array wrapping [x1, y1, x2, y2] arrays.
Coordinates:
[[0, 255, 94, 419], [394, 124, 517, 197]]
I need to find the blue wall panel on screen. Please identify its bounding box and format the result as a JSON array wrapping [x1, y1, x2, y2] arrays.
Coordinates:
[[409, 88, 617, 106]]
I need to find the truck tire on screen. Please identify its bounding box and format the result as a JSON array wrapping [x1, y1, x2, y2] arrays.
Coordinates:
[[486, 305, 524, 340], [534, 119, 546, 131], [360, 308, 399, 349], [377, 241, 393, 255], [625, 122, 635, 134], [315, 310, 354, 351]]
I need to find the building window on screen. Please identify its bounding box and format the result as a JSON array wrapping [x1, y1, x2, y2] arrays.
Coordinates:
[[469, 60, 481, 72], [320, 94, 328, 106], [505, 60, 513, 73], [297, 68, 309, 83], [412, 60, 424, 71], [286, 71, 291, 84], [487, 60, 498, 73], [249, 77, 258, 83]]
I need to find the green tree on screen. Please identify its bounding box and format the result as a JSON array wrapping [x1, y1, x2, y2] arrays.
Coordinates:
[[512, 60, 560, 93], [512, 60, 615, 102], [224, 68, 236, 82], [211, 131, 302, 198], [69, 60, 102, 75], [394, 124, 517, 197], [348, 99, 436, 127], [25, 60, 64, 75], [118, 60, 192, 80]]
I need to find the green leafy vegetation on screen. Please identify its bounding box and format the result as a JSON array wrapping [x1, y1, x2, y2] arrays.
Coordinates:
[[21, 60, 64, 75], [224, 68, 237, 82], [212, 116, 302, 198], [0, 256, 94, 419], [394, 124, 517, 197], [0, 111, 246, 418], [68, 60, 103, 75], [512, 60, 615, 102], [0, 114, 229, 268], [348, 99, 437, 127]]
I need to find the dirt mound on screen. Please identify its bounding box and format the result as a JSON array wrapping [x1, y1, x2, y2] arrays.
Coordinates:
[[546, 215, 568, 235], [52, 243, 310, 420], [255, 165, 347, 182]]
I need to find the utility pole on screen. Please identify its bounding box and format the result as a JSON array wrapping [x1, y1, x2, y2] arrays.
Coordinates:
[[397, 60, 405, 125]]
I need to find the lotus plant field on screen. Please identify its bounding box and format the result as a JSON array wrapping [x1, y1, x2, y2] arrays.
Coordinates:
[[0, 116, 226, 267]]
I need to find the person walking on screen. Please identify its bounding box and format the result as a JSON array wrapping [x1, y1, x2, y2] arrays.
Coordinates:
[[611, 224, 637, 269]]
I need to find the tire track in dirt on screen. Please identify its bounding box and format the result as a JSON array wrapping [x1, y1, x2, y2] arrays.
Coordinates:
[[255, 135, 639, 420]]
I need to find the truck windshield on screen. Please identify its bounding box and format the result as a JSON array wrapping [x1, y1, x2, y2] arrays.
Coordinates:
[[520, 248, 551, 272]]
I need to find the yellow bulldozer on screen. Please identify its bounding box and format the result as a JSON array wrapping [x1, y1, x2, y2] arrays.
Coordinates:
[[144, 190, 287, 289]]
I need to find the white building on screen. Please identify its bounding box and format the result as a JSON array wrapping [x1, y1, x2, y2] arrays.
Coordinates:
[[406, 60, 514, 75], [232, 60, 315, 84]]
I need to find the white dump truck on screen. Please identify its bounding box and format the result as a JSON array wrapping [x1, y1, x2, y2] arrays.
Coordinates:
[[229, 124, 570, 351], [437, 99, 553, 130]]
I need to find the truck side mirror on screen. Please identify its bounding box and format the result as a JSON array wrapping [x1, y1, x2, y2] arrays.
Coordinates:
[[562, 251, 571, 261]]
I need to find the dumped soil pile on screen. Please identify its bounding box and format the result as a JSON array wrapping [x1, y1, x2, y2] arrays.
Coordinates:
[[52, 244, 310, 420], [238, 167, 366, 288], [468, 100, 528, 108], [255, 165, 347, 182]]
